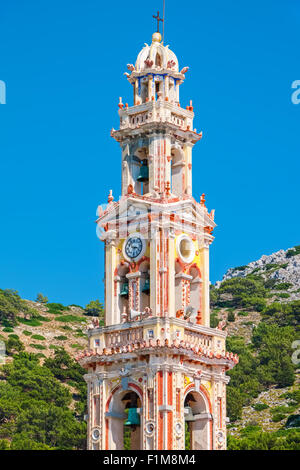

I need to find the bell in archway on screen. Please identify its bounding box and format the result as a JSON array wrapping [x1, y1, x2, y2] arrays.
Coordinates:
[[142, 278, 150, 294], [137, 159, 149, 182], [124, 407, 140, 427], [184, 406, 195, 422], [120, 283, 129, 297]]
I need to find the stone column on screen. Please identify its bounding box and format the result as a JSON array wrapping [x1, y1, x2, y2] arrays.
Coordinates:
[[168, 230, 175, 317], [199, 242, 210, 327], [149, 224, 159, 315], [121, 142, 130, 195], [183, 142, 193, 195], [105, 239, 116, 326]]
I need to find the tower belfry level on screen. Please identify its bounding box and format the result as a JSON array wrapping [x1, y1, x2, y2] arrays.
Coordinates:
[[77, 29, 238, 450]]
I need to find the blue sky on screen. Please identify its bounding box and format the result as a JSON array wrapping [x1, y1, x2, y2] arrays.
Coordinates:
[[0, 0, 299, 307]]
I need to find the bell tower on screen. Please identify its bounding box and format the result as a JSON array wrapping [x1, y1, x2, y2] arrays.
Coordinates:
[[77, 25, 238, 451]]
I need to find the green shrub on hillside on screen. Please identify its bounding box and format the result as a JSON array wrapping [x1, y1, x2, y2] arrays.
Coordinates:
[[5, 337, 24, 355], [210, 311, 219, 328], [227, 311, 235, 322], [36, 293, 48, 304], [272, 413, 286, 423], [31, 334, 46, 341], [227, 321, 296, 422], [252, 403, 269, 411], [212, 277, 267, 311], [29, 343, 46, 350], [84, 300, 104, 318], [228, 428, 300, 450], [0, 351, 86, 449], [2, 327, 14, 333], [75, 331, 86, 338], [274, 283, 293, 290], [252, 323, 296, 388], [17, 317, 42, 327], [43, 348, 87, 418], [0, 289, 37, 326], [22, 330, 32, 336], [265, 264, 280, 271], [264, 278, 278, 289], [70, 344, 84, 350], [47, 303, 69, 315], [280, 390, 300, 404], [262, 300, 300, 330], [286, 245, 300, 258]]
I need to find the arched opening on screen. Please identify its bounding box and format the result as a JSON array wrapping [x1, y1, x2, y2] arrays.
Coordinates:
[[184, 390, 211, 450], [139, 260, 150, 311], [117, 264, 130, 321], [188, 266, 201, 322], [175, 261, 183, 315], [171, 147, 185, 195], [169, 79, 175, 102], [106, 387, 142, 450], [141, 81, 148, 103], [134, 148, 149, 195], [155, 52, 162, 68]]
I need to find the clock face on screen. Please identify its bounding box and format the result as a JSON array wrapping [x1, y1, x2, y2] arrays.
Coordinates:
[[125, 236, 143, 259]]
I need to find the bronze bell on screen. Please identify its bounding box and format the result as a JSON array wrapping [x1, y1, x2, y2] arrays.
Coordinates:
[[120, 283, 129, 297], [124, 407, 140, 427], [142, 278, 150, 294], [184, 406, 195, 422], [137, 159, 149, 182]]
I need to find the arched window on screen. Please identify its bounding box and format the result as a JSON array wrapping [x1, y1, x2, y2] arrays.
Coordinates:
[[184, 390, 212, 450], [117, 264, 130, 322], [139, 260, 150, 311], [106, 387, 143, 450], [188, 265, 201, 322], [171, 147, 185, 195], [155, 52, 162, 67]]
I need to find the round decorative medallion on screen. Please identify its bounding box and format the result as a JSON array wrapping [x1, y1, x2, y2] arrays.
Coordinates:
[[217, 431, 224, 444], [123, 232, 146, 262], [176, 234, 195, 264], [92, 427, 101, 441], [175, 422, 183, 436], [145, 421, 155, 436]]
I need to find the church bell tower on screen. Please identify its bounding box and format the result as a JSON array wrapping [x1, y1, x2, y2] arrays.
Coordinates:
[[77, 24, 238, 451]]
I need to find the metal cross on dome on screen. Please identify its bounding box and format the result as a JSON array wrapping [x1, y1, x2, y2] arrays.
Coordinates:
[[153, 10, 164, 33]]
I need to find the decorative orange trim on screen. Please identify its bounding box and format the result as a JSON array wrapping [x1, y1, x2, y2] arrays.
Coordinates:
[[167, 411, 173, 449], [188, 263, 201, 278], [168, 372, 172, 405], [184, 383, 212, 414], [157, 371, 164, 449]]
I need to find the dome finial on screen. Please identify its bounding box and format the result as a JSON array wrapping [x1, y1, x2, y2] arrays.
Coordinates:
[[152, 31, 162, 43]]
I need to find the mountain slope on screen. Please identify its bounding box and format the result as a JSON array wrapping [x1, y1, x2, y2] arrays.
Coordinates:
[[211, 245, 300, 448]]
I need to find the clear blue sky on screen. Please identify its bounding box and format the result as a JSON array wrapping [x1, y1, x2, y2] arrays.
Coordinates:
[[0, 0, 299, 306]]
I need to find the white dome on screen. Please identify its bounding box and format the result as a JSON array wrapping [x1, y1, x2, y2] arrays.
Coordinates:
[[135, 33, 179, 73]]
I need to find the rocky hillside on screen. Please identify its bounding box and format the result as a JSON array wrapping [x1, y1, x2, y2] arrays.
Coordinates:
[[0, 295, 106, 450], [0, 301, 88, 361], [219, 245, 300, 301], [211, 244, 300, 449]]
